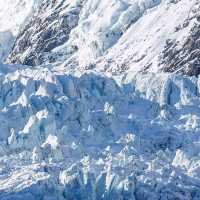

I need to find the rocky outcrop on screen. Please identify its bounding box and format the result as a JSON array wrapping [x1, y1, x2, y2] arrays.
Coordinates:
[[7, 0, 82, 66], [160, 2, 200, 76]]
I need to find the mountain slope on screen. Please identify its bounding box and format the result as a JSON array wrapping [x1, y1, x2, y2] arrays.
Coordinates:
[[0, 0, 38, 61], [5, 0, 200, 76]]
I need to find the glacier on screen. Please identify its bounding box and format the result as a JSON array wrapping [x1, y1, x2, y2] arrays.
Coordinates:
[[0, 0, 200, 199]]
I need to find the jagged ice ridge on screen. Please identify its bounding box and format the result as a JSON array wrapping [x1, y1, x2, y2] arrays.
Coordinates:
[[0, 0, 200, 199]]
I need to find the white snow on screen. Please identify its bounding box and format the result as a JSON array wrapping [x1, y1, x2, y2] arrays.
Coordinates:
[[0, 0, 41, 61]]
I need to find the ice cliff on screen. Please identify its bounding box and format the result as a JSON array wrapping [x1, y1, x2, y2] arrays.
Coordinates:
[[0, 0, 200, 199]]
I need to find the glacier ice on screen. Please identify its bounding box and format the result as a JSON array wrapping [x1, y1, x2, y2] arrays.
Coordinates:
[[0, 63, 199, 199], [0, 0, 200, 199]]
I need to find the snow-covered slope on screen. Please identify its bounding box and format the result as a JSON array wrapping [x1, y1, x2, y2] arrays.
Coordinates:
[[0, 0, 200, 199], [0, 0, 41, 61], [0, 0, 35, 35], [5, 0, 200, 76]]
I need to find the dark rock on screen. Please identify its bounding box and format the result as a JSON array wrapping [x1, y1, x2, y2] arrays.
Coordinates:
[[7, 0, 83, 66], [160, 16, 200, 76]]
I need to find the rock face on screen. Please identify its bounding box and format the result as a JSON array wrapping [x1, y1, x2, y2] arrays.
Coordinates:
[[5, 0, 200, 76], [7, 0, 162, 68], [160, 2, 200, 76], [0, 0, 35, 62], [8, 0, 82, 66]]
